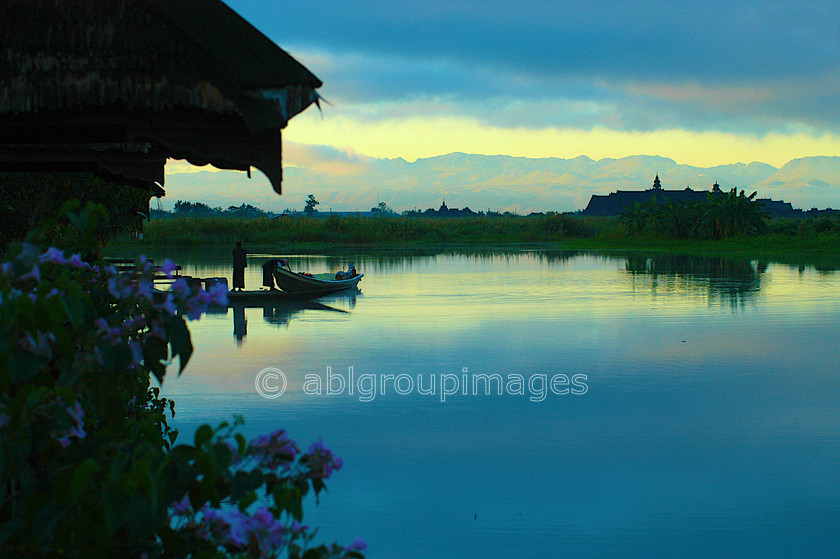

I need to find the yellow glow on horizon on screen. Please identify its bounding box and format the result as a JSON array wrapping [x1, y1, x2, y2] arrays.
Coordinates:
[[285, 113, 840, 168]]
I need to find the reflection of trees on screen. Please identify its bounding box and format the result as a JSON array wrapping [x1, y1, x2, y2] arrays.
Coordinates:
[[622, 254, 767, 309]]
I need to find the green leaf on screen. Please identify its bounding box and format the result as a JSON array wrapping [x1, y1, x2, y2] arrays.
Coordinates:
[[71, 458, 100, 499], [8, 351, 44, 384], [60, 293, 86, 329], [167, 315, 193, 374], [238, 490, 258, 512], [212, 441, 232, 470], [98, 340, 133, 373], [273, 485, 304, 521], [193, 425, 213, 448]]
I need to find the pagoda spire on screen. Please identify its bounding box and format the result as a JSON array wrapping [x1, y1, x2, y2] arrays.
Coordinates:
[[652, 174, 662, 190]]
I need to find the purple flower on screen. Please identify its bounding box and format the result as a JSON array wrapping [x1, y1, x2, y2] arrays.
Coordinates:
[[63, 400, 86, 442], [65, 253, 86, 268], [135, 279, 153, 301], [161, 259, 178, 278], [207, 282, 228, 307], [94, 318, 122, 344], [249, 429, 299, 469], [245, 507, 287, 549], [107, 276, 127, 299], [67, 425, 86, 440], [170, 495, 192, 516], [198, 506, 249, 548], [171, 278, 190, 299], [20, 264, 41, 283], [345, 537, 367, 553], [185, 290, 211, 321], [0, 413, 10, 429], [19, 331, 54, 358], [67, 401, 84, 426], [157, 293, 177, 316], [39, 247, 66, 265], [307, 438, 343, 479]]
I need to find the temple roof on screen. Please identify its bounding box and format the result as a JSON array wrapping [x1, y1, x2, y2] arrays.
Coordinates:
[[0, 0, 322, 193]]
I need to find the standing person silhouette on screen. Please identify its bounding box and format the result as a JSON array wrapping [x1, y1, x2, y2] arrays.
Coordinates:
[[232, 241, 247, 291]]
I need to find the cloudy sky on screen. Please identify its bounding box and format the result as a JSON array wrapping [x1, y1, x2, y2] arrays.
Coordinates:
[[167, 0, 840, 210]]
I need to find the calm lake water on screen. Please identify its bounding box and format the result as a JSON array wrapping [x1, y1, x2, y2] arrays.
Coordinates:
[[116, 248, 840, 558]]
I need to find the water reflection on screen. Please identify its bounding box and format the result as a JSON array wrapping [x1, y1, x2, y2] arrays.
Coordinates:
[[622, 254, 767, 309], [233, 304, 247, 345], [207, 290, 361, 346], [143, 247, 840, 559]]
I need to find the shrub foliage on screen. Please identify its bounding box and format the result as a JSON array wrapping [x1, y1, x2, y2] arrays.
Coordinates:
[[0, 202, 364, 558]]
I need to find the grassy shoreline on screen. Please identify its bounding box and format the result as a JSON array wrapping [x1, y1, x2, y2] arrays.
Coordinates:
[[108, 214, 840, 267]]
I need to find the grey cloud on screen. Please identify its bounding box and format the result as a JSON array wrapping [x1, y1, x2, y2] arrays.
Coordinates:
[[227, 0, 840, 134]]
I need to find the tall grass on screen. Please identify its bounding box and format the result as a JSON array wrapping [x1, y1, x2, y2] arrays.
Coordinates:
[[115, 214, 619, 247], [109, 214, 840, 264]]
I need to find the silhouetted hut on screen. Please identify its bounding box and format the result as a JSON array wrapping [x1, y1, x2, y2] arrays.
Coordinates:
[[0, 0, 322, 195]]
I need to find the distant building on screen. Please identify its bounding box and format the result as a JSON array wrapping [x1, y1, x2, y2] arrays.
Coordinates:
[[419, 200, 478, 217], [583, 176, 798, 218]]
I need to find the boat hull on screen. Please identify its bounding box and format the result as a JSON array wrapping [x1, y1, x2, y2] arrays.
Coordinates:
[[271, 267, 363, 294]]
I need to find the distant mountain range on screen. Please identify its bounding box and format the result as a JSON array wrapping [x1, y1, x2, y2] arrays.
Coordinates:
[[163, 153, 840, 214]]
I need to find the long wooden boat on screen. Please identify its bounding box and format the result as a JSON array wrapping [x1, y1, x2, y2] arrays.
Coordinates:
[[270, 266, 363, 295], [224, 267, 363, 304]]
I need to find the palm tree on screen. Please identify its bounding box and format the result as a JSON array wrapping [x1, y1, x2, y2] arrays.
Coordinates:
[[701, 188, 769, 239]]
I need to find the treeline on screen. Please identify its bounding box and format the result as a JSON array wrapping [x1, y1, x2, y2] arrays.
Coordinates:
[[152, 201, 279, 219], [111, 198, 840, 250], [618, 188, 770, 240]]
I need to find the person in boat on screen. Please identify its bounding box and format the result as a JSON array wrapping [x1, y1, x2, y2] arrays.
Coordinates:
[[337, 263, 357, 280], [262, 258, 291, 290], [232, 241, 247, 291]]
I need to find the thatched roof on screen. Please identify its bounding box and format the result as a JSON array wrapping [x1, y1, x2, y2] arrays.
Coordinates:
[[0, 0, 322, 193]]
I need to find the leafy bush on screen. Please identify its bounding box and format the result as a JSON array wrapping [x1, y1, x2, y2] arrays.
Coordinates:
[[0, 202, 364, 558], [617, 189, 769, 240]]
